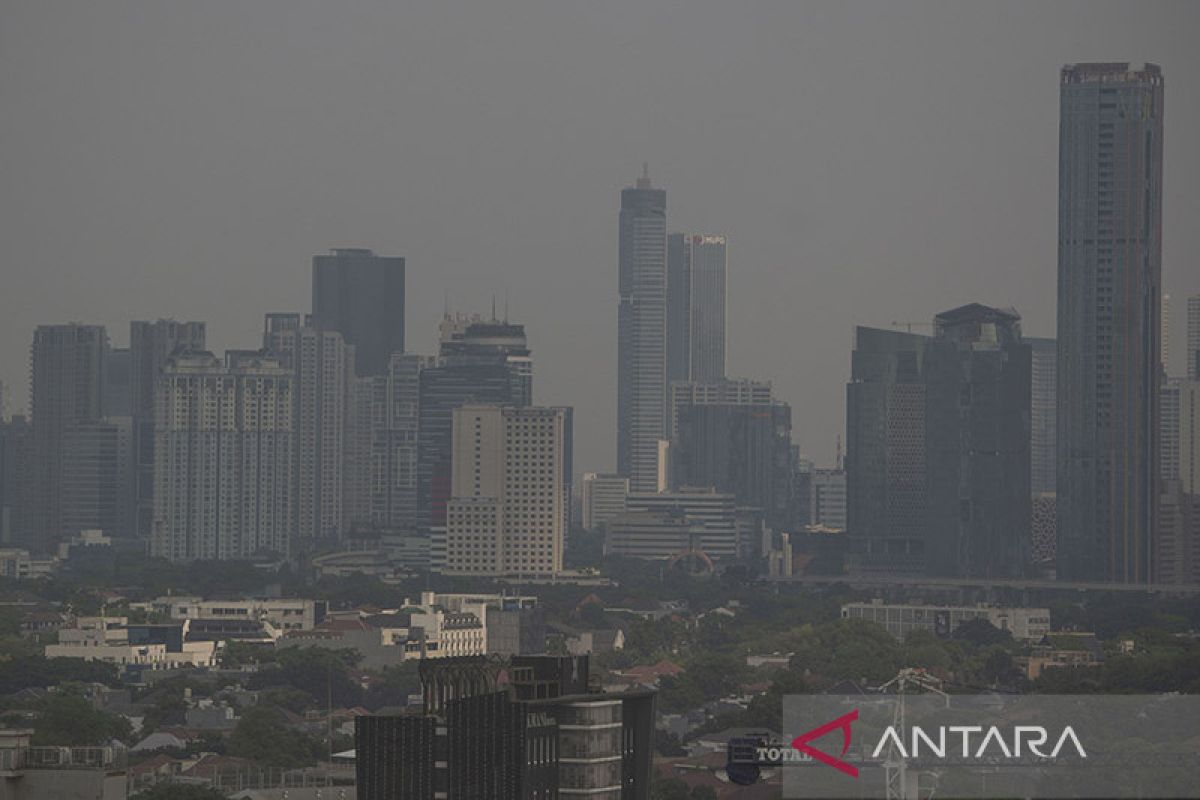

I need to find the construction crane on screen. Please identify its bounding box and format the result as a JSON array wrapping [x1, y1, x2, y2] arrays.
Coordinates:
[[875, 668, 949, 800]]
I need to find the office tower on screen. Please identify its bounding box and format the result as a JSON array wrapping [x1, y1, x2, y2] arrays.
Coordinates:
[[444, 405, 568, 576], [845, 326, 928, 573], [346, 353, 430, 537], [102, 348, 131, 418], [60, 418, 133, 539], [617, 167, 668, 493], [311, 248, 405, 377], [1163, 293, 1172, 371], [810, 468, 848, 531], [151, 351, 294, 561], [924, 305, 1031, 578], [29, 324, 108, 547], [1156, 488, 1200, 586], [418, 315, 532, 534], [1162, 378, 1182, 483], [1028, 337, 1057, 494], [1188, 294, 1200, 380], [667, 233, 728, 385], [581, 472, 629, 531], [264, 313, 356, 550], [1057, 63, 1163, 583], [130, 320, 206, 540], [1162, 378, 1200, 495], [791, 450, 814, 528], [0, 416, 31, 545], [670, 379, 792, 529]]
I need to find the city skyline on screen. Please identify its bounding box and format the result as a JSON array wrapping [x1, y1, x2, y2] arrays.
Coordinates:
[[3, 3, 1199, 477]]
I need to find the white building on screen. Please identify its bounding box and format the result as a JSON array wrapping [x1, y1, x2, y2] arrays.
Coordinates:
[[841, 601, 1051, 642], [44, 616, 217, 668], [444, 405, 567, 576], [150, 596, 326, 632], [263, 314, 356, 550], [151, 350, 294, 561], [606, 489, 739, 561], [581, 473, 629, 531]]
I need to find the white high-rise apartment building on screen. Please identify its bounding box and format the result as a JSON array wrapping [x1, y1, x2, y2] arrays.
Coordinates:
[[444, 405, 567, 576], [152, 351, 294, 561], [264, 314, 355, 549]]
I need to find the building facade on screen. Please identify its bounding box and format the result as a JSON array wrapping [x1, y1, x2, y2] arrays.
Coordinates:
[[151, 351, 294, 561], [924, 305, 1031, 578], [311, 247, 405, 377], [29, 324, 108, 549], [60, 417, 133, 540], [264, 313, 356, 550], [1028, 336, 1057, 494], [842, 601, 1051, 642], [666, 232, 727, 385], [130, 319, 207, 541], [669, 379, 792, 529], [1188, 294, 1200, 380], [617, 168, 668, 493], [581, 472, 629, 531], [444, 405, 568, 576], [1057, 63, 1164, 583]]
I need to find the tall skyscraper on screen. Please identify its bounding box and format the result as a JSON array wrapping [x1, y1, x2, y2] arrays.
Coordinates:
[[130, 319, 206, 540], [1057, 63, 1164, 583], [29, 324, 108, 548], [264, 313, 356, 550], [151, 351, 294, 561], [667, 233, 727, 385], [444, 405, 568, 576], [1162, 378, 1200, 495], [1188, 294, 1200, 380], [311, 248, 406, 377], [845, 326, 928, 573], [669, 379, 792, 530], [924, 305, 1031, 579], [617, 166, 668, 493], [0, 416, 31, 546], [1162, 293, 1172, 371], [1028, 337, 1058, 494]]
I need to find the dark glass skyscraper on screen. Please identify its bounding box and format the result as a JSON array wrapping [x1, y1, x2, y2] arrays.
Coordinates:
[[924, 305, 1031, 578], [667, 233, 727, 385], [1057, 63, 1163, 583], [311, 248, 405, 377], [618, 168, 667, 493]]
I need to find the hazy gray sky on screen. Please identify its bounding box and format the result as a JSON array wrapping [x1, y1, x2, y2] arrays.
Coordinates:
[[2, 1, 1198, 472]]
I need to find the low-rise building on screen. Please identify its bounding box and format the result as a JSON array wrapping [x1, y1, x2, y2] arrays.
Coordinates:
[[142, 596, 327, 632], [841, 601, 1051, 642], [43, 617, 217, 668]]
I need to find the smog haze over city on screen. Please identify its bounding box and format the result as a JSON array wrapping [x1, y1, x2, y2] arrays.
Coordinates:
[[3, 3, 1200, 800]]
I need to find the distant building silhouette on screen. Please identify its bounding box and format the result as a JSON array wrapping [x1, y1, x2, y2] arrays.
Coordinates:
[[1188, 294, 1200, 380], [617, 167, 668, 493], [311, 248, 405, 377], [130, 319, 206, 540], [29, 324, 108, 549], [667, 233, 727, 385], [1057, 63, 1163, 583], [1028, 337, 1057, 495]]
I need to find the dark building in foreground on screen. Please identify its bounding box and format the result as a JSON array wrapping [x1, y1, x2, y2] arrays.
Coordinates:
[[311, 248, 406, 377], [1057, 63, 1163, 583], [356, 655, 655, 800]]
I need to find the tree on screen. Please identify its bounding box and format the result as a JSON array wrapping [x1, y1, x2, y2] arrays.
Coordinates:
[[34, 691, 131, 746], [227, 705, 320, 768], [953, 618, 1014, 649]]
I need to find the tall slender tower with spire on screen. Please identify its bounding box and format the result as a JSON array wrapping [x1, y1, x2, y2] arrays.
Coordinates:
[[617, 166, 668, 492]]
